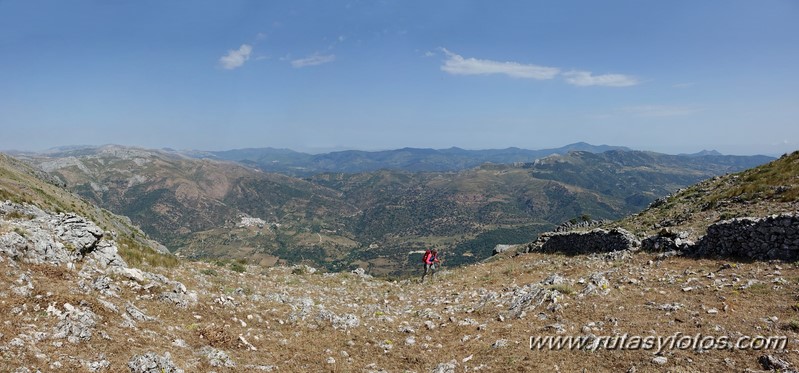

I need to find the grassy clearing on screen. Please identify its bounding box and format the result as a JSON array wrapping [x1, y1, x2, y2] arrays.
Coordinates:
[[118, 236, 179, 268]]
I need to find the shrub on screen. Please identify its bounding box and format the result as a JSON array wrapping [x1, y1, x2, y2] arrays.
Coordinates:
[[12, 227, 27, 237], [783, 320, 799, 333], [197, 325, 235, 348], [229, 262, 246, 273], [4, 210, 34, 220], [549, 284, 576, 295]]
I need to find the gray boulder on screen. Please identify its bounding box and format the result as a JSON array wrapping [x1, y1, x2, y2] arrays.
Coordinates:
[[200, 346, 236, 368], [492, 244, 515, 256], [53, 213, 103, 254], [127, 352, 183, 373], [50, 303, 97, 344]]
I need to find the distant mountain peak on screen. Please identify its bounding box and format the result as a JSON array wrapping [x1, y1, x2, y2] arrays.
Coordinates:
[[559, 142, 631, 152], [680, 149, 723, 157]]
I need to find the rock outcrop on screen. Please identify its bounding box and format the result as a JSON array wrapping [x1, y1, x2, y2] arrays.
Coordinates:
[[0, 200, 192, 365], [127, 352, 184, 373], [0, 201, 124, 268], [491, 244, 516, 256]]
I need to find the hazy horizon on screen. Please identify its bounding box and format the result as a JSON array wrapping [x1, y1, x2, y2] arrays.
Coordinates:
[[1, 1, 797, 156], [0, 141, 784, 157]]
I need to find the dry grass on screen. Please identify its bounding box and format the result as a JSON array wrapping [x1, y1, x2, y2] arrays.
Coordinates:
[[117, 235, 179, 268], [2, 247, 799, 371]]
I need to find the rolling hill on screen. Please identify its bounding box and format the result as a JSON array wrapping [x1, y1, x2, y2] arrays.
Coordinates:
[[201, 142, 633, 176], [1, 149, 797, 372], [16, 145, 773, 275]]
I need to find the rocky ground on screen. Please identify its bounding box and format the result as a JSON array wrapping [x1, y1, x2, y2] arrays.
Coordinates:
[[2, 200, 799, 372]]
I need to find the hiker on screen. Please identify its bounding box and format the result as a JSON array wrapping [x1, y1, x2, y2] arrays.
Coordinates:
[[421, 248, 440, 283]]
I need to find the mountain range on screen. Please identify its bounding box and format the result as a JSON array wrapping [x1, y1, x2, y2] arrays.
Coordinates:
[[188, 142, 633, 176], [0, 147, 797, 372], [12, 143, 773, 275]]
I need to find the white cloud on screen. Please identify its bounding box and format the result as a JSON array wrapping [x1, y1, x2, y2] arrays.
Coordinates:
[[563, 70, 639, 87], [440, 48, 559, 80], [622, 105, 700, 117], [219, 44, 253, 70], [439, 49, 639, 87], [291, 54, 336, 68]]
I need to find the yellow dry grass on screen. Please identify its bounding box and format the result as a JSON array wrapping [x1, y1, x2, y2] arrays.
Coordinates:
[[3, 247, 798, 372]]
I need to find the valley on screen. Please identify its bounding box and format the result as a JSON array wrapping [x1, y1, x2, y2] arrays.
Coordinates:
[[0, 149, 797, 372], [15, 144, 773, 275]]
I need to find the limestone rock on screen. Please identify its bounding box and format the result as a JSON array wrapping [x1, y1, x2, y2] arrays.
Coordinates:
[[431, 360, 457, 373], [85, 240, 127, 268], [351, 267, 372, 279], [53, 213, 103, 254], [50, 303, 97, 344], [492, 244, 515, 256], [317, 308, 360, 329], [111, 267, 147, 283], [127, 352, 183, 373], [758, 354, 795, 372], [200, 346, 236, 368], [126, 303, 155, 322]]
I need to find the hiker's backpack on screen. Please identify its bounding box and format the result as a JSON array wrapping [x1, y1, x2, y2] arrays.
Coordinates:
[[422, 250, 431, 263]]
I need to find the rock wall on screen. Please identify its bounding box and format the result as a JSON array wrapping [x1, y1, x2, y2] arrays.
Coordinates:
[[528, 228, 640, 255], [688, 213, 799, 260], [553, 219, 608, 232], [641, 229, 694, 252]]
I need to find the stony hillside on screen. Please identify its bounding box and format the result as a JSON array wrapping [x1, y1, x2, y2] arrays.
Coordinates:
[[611, 150, 799, 240], [2, 150, 799, 371], [0, 153, 173, 266], [2, 202, 799, 371]]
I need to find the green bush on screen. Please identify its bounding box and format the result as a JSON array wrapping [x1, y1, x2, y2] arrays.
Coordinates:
[[229, 262, 246, 273]]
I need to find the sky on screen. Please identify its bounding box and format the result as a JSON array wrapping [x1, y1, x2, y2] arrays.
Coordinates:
[[1, 1, 797, 155]]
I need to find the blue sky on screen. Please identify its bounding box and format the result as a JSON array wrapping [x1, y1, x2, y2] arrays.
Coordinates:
[[1, 1, 797, 155]]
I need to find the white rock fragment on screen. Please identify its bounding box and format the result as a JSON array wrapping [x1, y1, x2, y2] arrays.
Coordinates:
[[652, 356, 668, 365]]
